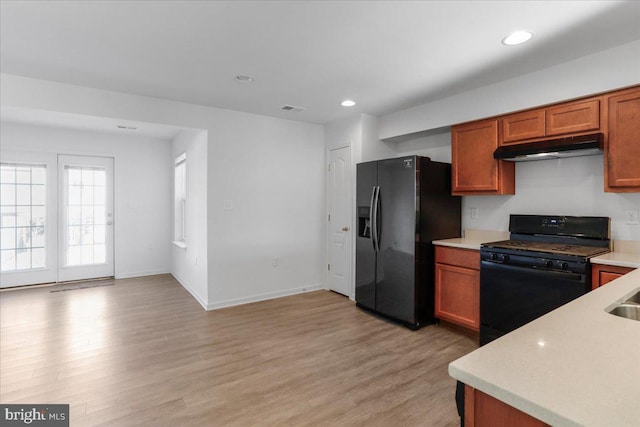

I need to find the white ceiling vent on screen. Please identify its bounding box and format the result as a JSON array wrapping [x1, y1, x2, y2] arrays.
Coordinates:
[[281, 105, 306, 112]]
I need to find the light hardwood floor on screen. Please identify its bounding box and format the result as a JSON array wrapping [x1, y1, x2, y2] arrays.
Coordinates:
[[0, 274, 476, 426]]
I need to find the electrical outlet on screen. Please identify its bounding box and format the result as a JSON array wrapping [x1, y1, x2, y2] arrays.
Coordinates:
[[470, 208, 479, 219], [625, 210, 639, 225], [272, 257, 279, 267]]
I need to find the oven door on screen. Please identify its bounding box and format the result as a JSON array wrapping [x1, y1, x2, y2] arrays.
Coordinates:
[[480, 259, 589, 345]]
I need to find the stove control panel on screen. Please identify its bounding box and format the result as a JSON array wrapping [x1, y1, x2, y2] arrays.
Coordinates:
[[480, 249, 588, 274], [509, 214, 610, 240]]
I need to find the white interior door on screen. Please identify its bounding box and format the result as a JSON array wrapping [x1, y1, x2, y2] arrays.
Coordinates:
[[58, 155, 114, 282], [0, 151, 57, 287], [327, 146, 352, 297]]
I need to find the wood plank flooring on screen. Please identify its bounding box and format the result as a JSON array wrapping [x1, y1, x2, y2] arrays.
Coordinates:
[[0, 274, 476, 426]]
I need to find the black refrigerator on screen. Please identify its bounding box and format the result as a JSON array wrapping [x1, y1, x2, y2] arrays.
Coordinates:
[[356, 156, 461, 329]]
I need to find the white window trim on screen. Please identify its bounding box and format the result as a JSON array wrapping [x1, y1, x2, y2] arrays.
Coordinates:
[[173, 153, 187, 249]]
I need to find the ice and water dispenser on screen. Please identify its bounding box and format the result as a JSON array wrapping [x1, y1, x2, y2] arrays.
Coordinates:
[[358, 206, 371, 238]]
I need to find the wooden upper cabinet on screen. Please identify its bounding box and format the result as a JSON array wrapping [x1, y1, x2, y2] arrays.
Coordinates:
[[501, 109, 545, 144], [452, 85, 638, 195], [546, 98, 600, 136], [451, 119, 515, 195], [500, 97, 600, 145], [606, 87, 640, 191]]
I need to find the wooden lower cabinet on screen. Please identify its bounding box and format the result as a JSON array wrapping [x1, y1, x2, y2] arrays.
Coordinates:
[[435, 246, 480, 330], [465, 385, 550, 427], [591, 264, 635, 289]]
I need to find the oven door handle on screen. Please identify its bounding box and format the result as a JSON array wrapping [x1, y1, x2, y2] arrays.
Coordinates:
[[481, 260, 583, 281]]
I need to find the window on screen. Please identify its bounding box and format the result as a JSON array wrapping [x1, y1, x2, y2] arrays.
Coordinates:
[[173, 153, 186, 247], [0, 163, 47, 271], [64, 166, 107, 266]]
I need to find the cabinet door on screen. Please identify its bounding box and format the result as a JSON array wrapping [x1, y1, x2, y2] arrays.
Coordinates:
[[591, 263, 635, 289], [546, 98, 600, 136], [435, 263, 480, 330], [466, 386, 550, 427], [452, 119, 514, 195], [606, 87, 640, 190], [600, 272, 624, 286], [501, 109, 545, 143]]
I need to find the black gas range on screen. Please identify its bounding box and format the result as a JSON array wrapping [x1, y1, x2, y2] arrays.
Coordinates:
[[455, 215, 611, 424], [479, 214, 611, 345]]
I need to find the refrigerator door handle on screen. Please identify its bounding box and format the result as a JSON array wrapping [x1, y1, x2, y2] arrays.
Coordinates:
[[372, 186, 381, 253], [369, 186, 377, 252]]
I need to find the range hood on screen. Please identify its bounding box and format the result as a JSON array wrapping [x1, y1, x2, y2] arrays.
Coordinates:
[[494, 133, 604, 162]]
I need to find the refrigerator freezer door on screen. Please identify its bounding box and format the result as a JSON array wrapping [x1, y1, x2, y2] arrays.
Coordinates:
[[355, 162, 377, 310], [375, 157, 417, 324]]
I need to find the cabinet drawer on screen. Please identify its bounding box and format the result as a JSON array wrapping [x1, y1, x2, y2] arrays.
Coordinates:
[[501, 109, 545, 143], [546, 99, 600, 136], [435, 246, 480, 270]]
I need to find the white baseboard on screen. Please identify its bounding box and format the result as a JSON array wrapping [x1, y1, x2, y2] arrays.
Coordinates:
[[171, 272, 208, 310], [206, 283, 323, 311], [115, 269, 170, 280]]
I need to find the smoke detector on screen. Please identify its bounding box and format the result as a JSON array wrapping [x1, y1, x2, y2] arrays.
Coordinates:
[[281, 105, 306, 112], [234, 75, 253, 83]]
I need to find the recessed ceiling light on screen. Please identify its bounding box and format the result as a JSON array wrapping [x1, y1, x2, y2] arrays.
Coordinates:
[[502, 31, 533, 46], [341, 100, 356, 107], [234, 75, 253, 83]]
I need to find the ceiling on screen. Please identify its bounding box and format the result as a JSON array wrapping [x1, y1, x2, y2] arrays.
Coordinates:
[[1, 1, 640, 126]]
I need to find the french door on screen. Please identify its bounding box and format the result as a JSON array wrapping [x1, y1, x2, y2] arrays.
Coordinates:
[[58, 155, 114, 282], [0, 152, 114, 287]]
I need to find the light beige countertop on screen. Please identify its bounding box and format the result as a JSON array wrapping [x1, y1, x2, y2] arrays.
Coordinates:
[[591, 240, 640, 269], [449, 268, 640, 427], [432, 229, 509, 251]]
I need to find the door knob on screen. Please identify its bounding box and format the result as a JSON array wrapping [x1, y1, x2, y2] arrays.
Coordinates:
[[341, 226, 349, 232]]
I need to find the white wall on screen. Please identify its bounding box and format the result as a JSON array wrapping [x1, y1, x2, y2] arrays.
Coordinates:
[[171, 129, 208, 307], [325, 114, 362, 153], [207, 113, 325, 308], [361, 114, 395, 162], [0, 122, 173, 278], [395, 131, 451, 163], [379, 40, 640, 140], [463, 155, 640, 242]]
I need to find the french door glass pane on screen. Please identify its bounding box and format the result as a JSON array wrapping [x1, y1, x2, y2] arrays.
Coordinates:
[[65, 166, 107, 266], [0, 163, 47, 272]]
